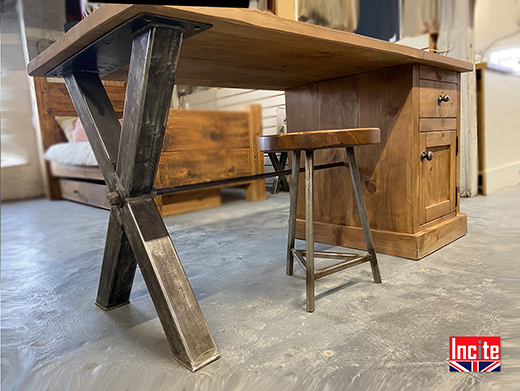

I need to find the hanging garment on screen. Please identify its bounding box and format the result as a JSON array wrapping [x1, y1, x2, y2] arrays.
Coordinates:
[[298, 0, 360, 32]]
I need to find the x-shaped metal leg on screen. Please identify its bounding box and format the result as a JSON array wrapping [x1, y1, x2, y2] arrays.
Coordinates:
[[268, 152, 289, 194], [64, 24, 219, 372]]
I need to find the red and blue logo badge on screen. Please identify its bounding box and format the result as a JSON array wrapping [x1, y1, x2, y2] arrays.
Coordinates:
[[450, 336, 501, 372]]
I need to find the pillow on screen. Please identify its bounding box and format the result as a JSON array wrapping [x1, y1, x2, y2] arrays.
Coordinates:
[[55, 117, 123, 143], [55, 116, 78, 142], [72, 119, 88, 142]]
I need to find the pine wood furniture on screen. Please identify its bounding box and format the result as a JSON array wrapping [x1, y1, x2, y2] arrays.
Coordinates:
[[260, 129, 382, 312], [27, 4, 473, 372], [34, 77, 265, 216], [286, 63, 467, 260]]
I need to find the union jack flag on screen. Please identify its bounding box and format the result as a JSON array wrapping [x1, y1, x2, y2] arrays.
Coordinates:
[[450, 360, 501, 372]]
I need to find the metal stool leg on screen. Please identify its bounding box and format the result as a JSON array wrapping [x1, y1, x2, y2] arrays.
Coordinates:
[[305, 150, 315, 312], [287, 150, 301, 276], [346, 147, 382, 283]]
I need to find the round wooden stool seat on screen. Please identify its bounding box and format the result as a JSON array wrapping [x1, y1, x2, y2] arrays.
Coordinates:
[[258, 128, 380, 152]]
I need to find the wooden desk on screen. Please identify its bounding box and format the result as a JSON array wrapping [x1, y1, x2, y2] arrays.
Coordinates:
[[28, 5, 473, 371]]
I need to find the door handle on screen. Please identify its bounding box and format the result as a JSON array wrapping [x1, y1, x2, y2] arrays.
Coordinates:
[[421, 151, 433, 161]]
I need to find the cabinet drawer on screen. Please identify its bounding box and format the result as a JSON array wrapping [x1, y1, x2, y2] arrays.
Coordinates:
[[420, 80, 458, 118], [420, 65, 458, 84]]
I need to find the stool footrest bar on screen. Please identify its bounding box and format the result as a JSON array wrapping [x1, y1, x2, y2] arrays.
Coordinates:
[[291, 248, 307, 270], [291, 249, 370, 280], [314, 255, 370, 279]]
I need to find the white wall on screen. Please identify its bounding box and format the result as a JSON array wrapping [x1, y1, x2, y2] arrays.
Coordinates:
[[479, 69, 520, 194], [475, 0, 520, 193], [475, 0, 520, 61], [183, 88, 285, 135], [183, 88, 286, 186], [1, 0, 43, 201]]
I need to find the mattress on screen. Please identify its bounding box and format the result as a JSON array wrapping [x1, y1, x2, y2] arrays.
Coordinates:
[[44, 142, 98, 166]]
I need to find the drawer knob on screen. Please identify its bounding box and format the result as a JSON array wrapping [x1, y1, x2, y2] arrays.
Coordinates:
[[421, 151, 433, 161], [438, 94, 450, 105]]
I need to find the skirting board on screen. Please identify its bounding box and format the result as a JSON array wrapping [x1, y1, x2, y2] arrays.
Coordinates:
[[479, 160, 520, 195], [295, 214, 467, 260]]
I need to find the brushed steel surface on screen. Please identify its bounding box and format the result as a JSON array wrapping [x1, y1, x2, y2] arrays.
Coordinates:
[[63, 22, 220, 372]]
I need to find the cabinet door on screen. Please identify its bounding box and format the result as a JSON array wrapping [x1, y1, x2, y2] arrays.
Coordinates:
[[419, 131, 457, 224]]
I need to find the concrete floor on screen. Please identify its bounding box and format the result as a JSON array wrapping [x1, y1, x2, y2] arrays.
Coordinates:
[[1, 186, 519, 390]]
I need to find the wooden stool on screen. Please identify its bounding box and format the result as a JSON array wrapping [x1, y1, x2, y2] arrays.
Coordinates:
[[259, 129, 383, 312]]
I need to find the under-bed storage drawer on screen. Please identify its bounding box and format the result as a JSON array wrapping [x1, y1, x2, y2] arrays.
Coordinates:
[[59, 179, 109, 210]]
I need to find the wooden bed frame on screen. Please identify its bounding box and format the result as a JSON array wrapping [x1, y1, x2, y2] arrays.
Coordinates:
[[34, 77, 265, 216]]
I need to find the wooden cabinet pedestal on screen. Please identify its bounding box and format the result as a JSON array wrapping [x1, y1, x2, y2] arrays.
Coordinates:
[[287, 64, 467, 260]]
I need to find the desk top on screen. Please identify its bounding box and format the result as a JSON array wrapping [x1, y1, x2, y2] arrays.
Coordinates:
[[28, 5, 473, 90]]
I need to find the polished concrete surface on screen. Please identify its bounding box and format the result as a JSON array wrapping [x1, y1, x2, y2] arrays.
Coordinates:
[[2, 186, 519, 390]]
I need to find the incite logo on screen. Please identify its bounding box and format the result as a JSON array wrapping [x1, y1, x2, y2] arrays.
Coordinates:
[[450, 337, 501, 372]]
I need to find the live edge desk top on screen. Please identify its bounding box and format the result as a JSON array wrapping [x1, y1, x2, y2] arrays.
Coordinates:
[[28, 5, 472, 88]]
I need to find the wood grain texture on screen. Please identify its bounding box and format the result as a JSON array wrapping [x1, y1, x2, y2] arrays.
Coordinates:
[[419, 65, 458, 83], [33, 77, 66, 200], [161, 189, 221, 215], [287, 64, 416, 234], [295, 213, 467, 260], [27, 5, 473, 90], [34, 77, 125, 200], [48, 81, 125, 116], [419, 131, 456, 225], [157, 149, 252, 187], [50, 161, 104, 181], [244, 104, 266, 201], [162, 109, 250, 152], [419, 80, 458, 118], [286, 64, 466, 259], [425, 200, 451, 222], [59, 179, 109, 209], [259, 128, 380, 152], [420, 118, 457, 132], [38, 79, 264, 216], [417, 213, 467, 259]]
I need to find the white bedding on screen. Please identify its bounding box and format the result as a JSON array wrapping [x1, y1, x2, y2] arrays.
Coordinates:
[[44, 142, 98, 166]]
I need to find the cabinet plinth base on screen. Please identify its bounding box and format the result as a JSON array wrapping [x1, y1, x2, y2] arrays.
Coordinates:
[[295, 214, 467, 260]]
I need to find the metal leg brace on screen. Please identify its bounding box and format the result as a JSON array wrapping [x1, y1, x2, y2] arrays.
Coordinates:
[[64, 24, 219, 372], [269, 152, 289, 194]]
